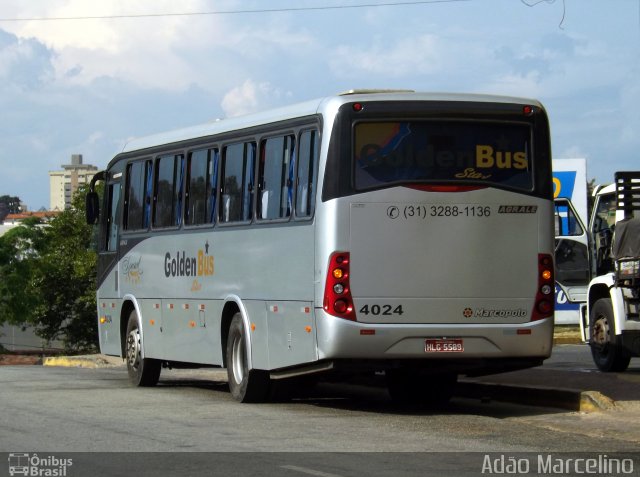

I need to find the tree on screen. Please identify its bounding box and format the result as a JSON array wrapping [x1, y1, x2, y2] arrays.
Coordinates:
[[586, 177, 597, 220], [0, 195, 22, 222], [0, 217, 45, 325], [0, 188, 98, 352], [31, 189, 98, 350]]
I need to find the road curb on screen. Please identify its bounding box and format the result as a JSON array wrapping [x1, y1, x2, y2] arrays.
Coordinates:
[[455, 381, 616, 412], [43, 354, 122, 368]]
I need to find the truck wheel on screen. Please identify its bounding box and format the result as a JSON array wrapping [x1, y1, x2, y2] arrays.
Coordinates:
[[125, 310, 161, 386], [589, 298, 631, 372], [387, 370, 457, 408], [226, 313, 270, 403]]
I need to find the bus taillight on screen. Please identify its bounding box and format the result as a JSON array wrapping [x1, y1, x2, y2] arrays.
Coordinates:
[[532, 254, 554, 321], [324, 252, 356, 320]]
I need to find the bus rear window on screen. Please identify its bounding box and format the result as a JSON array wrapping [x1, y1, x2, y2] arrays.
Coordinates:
[[354, 121, 533, 191]]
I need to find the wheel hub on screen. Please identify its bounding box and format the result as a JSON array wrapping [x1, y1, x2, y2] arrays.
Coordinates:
[[126, 329, 141, 371], [592, 315, 610, 348], [231, 333, 245, 384]]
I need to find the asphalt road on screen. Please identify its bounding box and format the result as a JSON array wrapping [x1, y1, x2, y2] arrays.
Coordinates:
[[1, 345, 639, 476], [468, 344, 640, 403]]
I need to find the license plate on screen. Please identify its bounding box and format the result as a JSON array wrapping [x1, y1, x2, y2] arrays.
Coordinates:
[[425, 338, 464, 353]]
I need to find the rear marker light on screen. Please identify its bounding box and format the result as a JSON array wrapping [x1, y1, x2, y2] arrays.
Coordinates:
[[334, 300, 349, 314], [324, 252, 356, 321], [537, 300, 553, 313]]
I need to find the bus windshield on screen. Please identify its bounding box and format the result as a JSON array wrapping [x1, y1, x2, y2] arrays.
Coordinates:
[[354, 120, 532, 191]]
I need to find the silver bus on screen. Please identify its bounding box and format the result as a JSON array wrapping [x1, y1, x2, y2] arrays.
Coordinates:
[[86, 90, 555, 404]]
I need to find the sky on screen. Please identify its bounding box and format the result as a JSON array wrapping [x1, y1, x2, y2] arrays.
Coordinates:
[[0, 0, 638, 210]]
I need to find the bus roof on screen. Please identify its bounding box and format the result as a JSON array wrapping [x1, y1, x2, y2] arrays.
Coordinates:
[[117, 90, 543, 157]]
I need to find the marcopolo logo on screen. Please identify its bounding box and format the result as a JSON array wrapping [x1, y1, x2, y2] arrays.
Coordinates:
[[8, 453, 72, 476], [164, 241, 214, 278], [464, 308, 528, 319]]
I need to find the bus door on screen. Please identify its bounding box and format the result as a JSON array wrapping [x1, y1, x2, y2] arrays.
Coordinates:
[[554, 198, 590, 323], [96, 176, 122, 355]]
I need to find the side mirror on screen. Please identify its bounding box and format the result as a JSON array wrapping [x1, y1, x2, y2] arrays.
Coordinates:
[[86, 192, 100, 225]]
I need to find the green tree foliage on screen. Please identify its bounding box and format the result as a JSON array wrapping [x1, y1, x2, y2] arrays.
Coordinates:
[[586, 177, 597, 220], [0, 188, 98, 352], [0, 195, 22, 222], [0, 217, 45, 324]]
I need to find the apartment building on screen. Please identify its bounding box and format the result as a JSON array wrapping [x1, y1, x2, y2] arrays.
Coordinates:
[[49, 154, 98, 210]]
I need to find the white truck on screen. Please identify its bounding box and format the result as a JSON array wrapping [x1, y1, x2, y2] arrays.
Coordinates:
[[567, 172, 640, 372]]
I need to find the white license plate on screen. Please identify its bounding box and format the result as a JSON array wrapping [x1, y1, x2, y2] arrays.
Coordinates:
[[425, 338, 464, 353]]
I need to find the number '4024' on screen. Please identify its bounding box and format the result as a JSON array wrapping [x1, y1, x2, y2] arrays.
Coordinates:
[[359, 304, 404, 316]]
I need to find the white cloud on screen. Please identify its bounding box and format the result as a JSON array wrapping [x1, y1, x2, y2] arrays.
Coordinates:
[[2, 0, 233, 90], [329, 34, 443, 79], [221, 79, 291, 117], [1, 0, 318, 93], [480, 71, 543, 98], [0, 33, 54, 90], [557, 145, 587, 160]]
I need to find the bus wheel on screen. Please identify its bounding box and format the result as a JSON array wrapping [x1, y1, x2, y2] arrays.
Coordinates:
[[386, 370, 457, 408], [226, 313, 270, 403], [589, 298, 630, 372], [125, 311, 161, 386]]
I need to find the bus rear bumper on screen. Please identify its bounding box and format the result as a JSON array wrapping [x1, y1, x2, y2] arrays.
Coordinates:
[[316, 310, 553, 363]]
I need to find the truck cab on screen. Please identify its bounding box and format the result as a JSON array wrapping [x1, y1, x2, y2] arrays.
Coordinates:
[[578, 172, 640, 372]]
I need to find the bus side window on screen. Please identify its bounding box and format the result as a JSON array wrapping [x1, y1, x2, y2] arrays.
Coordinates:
[[124, 161, 145, 230], [105, 182, 120, 252], [142, 160, 153, 228], [186, 148, 217, 226], [153, 154, 184, 228], [244, 143, 256, 222], [221, 142, 255, 223], [209, 149, 219, 223], [296, 129, 319, 218], [258, 135, 295, 220]]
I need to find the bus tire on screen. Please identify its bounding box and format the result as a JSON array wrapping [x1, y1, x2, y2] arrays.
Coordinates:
[[125, 311, 161, 386], [589, 298, 631, 372], [386, 370, 457, 408], [226, 313, 270, 403]]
